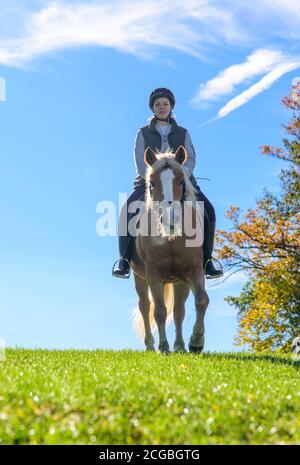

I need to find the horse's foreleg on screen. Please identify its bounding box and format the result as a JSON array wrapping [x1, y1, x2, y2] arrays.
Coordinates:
[[173, 282, 190, 353], [134, 274, 155, 351], [189, 272, 209, 353], [148, 279, 170, 354]]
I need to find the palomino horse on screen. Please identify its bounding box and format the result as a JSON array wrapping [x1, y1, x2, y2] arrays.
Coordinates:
[[131, 145, 209, 353]]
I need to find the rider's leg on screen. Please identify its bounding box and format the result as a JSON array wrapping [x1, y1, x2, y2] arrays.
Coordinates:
[[189, 175, 223, 279], [112, 176, 146, 278]]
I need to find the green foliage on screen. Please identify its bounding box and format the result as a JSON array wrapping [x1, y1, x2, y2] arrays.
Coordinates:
[[217, 87, 300, 352]]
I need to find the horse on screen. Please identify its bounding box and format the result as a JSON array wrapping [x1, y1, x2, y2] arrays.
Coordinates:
[[131, 145, 209, 353]]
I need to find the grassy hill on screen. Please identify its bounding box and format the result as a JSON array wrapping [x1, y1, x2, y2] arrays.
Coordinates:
[[0, 349, 299, 445]]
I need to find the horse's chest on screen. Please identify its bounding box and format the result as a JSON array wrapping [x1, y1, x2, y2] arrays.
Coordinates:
[[146, 244, 199, 280]]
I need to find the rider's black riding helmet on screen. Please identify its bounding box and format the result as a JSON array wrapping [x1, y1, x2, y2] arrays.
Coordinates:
[[149, 88, 176, 111]]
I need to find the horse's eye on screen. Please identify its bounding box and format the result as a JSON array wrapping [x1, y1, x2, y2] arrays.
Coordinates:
[[150, 182, 155, 189], [180, 180, 184, 186]]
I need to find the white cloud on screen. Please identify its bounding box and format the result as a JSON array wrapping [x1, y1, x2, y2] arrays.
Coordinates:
[[191, 48, 287, 105], [217, 59, 300, 118], [244, 0, 300, 39], [0, 0, 242, 68], [195, 48, 300, 123], [1, 0, 300, 68], [1, 1, 300, 118], [0, 76, 6, 102]]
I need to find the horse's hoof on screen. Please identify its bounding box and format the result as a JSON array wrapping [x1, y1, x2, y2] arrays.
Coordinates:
[[188, 344, 204, 354], [158, 347, 170, 355], [145, 347, 155, 352], [174, 346, 187, 353]]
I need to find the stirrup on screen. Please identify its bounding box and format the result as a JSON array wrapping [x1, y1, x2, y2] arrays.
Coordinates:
[[204, 258, 223, 279], [111, 258, 131, 279]]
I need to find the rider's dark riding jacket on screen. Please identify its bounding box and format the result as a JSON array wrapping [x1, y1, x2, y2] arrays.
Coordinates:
[[134, 116, 196, 179]]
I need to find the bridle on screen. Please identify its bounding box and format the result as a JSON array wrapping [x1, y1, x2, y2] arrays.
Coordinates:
[[148, 162, 187, 204]]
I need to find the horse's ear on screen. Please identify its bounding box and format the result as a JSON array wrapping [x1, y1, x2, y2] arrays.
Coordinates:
[[144, 146, 157, 166], [174, 146, 188, 165]]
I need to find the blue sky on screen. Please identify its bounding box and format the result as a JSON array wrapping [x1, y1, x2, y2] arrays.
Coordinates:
[[0, 0, 299, 351]]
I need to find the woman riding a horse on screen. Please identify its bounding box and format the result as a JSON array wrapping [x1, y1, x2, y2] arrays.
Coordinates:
[[112, 87, 223, 280]]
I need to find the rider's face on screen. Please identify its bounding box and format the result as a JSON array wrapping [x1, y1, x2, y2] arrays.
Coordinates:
[[153, 97, 172, 119]]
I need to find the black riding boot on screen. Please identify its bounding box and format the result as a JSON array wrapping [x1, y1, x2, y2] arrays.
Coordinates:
[[112, 178, 146, 279], [112, 234, 133, 279], [203, 219, 223, 279]]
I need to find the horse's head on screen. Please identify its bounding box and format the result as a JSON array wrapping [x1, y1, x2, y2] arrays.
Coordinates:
[[144, 146, 187, 202], [144, 146, 196, 236]]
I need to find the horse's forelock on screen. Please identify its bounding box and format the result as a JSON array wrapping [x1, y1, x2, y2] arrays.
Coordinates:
[[145, 152, 197, 202], [146, 152, 179, 178]]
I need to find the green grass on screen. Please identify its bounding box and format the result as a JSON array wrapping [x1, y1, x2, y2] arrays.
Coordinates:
[[0, 349, 300, 445]]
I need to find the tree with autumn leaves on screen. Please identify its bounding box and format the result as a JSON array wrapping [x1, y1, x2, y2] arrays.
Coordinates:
[[216, 85, 300, 352]]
